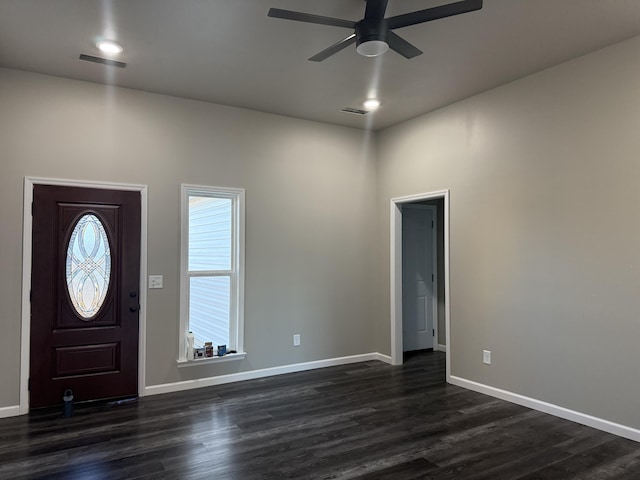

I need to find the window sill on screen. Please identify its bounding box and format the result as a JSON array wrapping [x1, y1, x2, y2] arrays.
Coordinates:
[[176, 352, 247, 368]]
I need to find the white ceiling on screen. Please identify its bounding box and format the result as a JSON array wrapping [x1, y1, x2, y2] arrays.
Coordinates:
[[1, 0, 640, 130]]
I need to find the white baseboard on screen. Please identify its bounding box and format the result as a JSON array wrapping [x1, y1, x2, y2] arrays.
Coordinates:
[[145, 352, 384, 396], [449, 375, 640, 443], [374, 353, 393, 364], [437, 344, 447, 352], [0, 405, 21, 419]]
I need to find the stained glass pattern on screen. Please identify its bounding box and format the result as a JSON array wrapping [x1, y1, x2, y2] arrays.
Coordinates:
[[66, 214, 112, 319]]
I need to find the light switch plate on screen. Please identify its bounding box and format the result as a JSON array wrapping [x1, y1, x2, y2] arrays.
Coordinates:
[[149, 275, 163, 289]]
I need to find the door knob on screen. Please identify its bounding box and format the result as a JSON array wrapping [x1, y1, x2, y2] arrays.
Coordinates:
[[129, 306, 139, 312]]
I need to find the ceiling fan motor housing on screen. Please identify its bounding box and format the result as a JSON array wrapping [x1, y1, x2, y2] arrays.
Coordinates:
[[355, 18, 390, 47]]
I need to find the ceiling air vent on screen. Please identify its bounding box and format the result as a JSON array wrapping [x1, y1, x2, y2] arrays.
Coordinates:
[[79, 54, 127, 69], [341, 107, 369, 115]]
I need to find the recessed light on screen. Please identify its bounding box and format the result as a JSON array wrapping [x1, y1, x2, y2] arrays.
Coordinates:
[[96, 40, 123, 55], [363, 99, 381, 111]]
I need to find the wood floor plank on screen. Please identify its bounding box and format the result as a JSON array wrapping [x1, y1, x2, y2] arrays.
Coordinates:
[[0, 351, 639, 479]]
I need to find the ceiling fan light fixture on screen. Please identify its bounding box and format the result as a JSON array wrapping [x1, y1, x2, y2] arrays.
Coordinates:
[[356, 39, 389, 57]]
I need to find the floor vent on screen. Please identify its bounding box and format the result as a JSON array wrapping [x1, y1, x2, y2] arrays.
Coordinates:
[[341, 107, 369, 115], [79, 54, 127, 68]]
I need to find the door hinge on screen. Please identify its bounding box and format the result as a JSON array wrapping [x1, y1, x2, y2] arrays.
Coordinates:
[[432, 329, 435, 337], [28, 378, 31, 391], [432, 220, 434, 228], [31, 202, 34, 216], [432, 274, 434, 282]]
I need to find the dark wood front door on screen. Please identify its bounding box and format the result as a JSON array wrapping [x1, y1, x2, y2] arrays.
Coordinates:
[[30, 185, 141, 409]]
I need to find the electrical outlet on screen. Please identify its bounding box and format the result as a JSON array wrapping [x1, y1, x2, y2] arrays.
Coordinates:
[[293, 334, 301, 347], [483, 350, 492, 365], [149, 275, 163, 289]]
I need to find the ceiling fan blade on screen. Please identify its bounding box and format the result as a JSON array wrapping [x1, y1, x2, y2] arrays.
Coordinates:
[[308, 34, 357, 62], [268, 8, 356, 29], [364, 0, 389, 20], [387, 0, 482, 30], [387, 32, 423, 59]]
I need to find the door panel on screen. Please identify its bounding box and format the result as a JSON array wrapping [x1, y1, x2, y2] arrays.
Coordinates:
[[30, 185, 141, 409], [402, 206, 435, 352]]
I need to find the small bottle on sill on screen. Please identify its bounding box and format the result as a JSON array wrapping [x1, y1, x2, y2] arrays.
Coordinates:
[[186, 331, 195, 360]]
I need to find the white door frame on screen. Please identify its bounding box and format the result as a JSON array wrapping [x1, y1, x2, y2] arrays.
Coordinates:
[[20, 176, 148, 414], [401, 204, 438, 352], [390, 190, 451, 381]]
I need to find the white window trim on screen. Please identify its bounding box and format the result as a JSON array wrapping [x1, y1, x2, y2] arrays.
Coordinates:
[[177, 351, 247, 367], [179, 184, 245, 363]]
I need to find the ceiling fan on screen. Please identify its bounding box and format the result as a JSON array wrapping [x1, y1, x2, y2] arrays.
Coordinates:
[[268, 0, 483, 61]]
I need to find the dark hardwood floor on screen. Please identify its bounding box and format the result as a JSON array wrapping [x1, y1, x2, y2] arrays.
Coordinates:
[[1, 351, 640, 479]]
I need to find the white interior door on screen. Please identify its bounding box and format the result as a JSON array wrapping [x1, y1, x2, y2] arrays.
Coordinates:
[[402, 205, 436, 352]]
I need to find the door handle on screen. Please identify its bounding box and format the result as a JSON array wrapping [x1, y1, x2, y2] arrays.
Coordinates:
[[129, 305, 139, 312]]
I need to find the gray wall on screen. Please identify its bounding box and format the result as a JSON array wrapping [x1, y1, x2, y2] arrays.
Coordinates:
[[0, 68, 378, 406], [3, 32, 640, 432], [376, 36, 640, 429]]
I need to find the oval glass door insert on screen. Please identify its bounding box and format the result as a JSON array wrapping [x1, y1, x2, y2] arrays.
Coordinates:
[[65, 214, 112, 319]]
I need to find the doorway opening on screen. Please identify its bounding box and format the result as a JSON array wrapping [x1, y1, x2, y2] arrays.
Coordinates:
[[401, 203, 438, 354], [390, 190, 450, 381], [20, 177, 148, 414]]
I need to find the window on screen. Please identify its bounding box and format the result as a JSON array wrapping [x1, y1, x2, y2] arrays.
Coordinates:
[[180, 185, 245, 361]]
